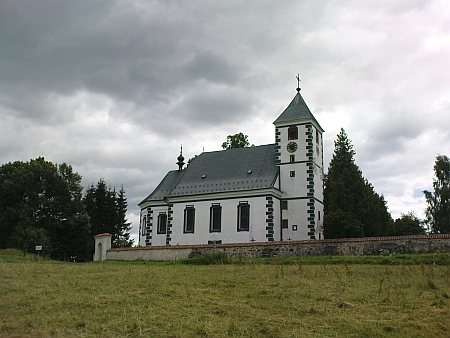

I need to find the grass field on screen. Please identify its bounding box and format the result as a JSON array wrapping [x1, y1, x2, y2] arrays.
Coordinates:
[[1, 250, 449, 337]]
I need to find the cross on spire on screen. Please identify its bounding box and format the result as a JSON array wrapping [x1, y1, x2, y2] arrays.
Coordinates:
[[296, 73, 301, 92]]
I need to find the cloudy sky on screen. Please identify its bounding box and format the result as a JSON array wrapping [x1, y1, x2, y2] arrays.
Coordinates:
[[1, 0, 449, 242]]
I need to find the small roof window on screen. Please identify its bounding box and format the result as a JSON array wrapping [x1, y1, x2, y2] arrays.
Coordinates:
[[247, 170, 252, 174], [201, 174, 206, 179]]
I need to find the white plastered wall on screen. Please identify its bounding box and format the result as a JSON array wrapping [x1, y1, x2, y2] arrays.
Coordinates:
[[170, 196, 272, 245]]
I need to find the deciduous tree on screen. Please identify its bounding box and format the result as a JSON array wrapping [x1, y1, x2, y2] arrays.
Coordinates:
[[391, 212, 426, 236], [0, 158, 91, 260], [221, 132, 251, 149], [424, 155, 450, 233]]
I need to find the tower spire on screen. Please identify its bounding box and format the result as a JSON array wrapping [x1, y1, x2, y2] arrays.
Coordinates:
[[296, 73, 301, 92]]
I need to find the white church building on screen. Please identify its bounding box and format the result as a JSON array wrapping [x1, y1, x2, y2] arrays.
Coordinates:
[[138, 84, 324, 246]]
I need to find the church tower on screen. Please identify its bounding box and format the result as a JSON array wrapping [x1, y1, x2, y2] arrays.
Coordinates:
[[273, 79, 324, 240]]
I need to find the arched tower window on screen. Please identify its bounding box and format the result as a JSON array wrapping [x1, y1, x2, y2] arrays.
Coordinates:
[[288, 126, 298, 140]]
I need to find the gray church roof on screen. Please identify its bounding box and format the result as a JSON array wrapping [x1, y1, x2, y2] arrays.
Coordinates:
[[140, 144, 278, 204], [273, 91, 323, 130]]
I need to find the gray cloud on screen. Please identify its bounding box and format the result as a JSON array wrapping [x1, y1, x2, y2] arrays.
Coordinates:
[[1, 0, 449, 242]]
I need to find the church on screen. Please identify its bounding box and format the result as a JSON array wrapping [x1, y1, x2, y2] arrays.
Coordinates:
[[138, 83, 324, 246]]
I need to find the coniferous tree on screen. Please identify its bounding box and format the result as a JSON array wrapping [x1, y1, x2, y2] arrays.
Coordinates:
[[114, 186, 133, 247], [424, 155, 450, 233], [84, 179, 133, 247], [324, 129, 392, 238]]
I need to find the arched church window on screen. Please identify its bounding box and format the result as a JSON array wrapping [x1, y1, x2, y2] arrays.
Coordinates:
[[141, 216, 147, 236], [210, 204, 222, 232], [288, 126, 298, 140], [184, 206, 195, 233], [237, 202, 250, 231], [157, 213, 167, 234]]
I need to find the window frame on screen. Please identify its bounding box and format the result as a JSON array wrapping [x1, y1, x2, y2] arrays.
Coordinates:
[[184, 206, 195, 233], [290, 171, 296, 177], [157, 213, 167, 234], [210, 204, 222, 233], [237, 202, 250, 232]]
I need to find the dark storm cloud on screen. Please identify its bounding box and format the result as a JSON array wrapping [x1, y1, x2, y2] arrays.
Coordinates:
[[0, 1, 199, 117]]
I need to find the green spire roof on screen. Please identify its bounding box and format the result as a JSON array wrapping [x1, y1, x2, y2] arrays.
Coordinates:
[[273, 90, 322, 130]]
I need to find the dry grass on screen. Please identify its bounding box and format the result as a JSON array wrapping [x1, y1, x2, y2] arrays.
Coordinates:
[[1, 250, 449, 337]]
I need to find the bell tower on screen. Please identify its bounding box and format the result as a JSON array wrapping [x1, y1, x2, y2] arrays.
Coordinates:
[[273, 77, 324, 240]]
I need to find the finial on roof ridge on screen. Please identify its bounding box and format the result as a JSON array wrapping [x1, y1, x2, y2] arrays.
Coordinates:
[[296, 73, 301, 92], [177, 144, 185, 171]]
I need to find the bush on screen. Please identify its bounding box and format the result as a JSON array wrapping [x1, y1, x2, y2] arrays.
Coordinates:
[[181, 251, 232, 265]]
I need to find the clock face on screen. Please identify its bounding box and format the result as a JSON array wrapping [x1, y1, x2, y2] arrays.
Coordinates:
[[287, 141, 298, 153]]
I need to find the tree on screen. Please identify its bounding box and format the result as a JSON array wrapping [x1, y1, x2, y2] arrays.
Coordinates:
[[221, 132, 251, 149], [391, 212, 426, 236], [323, 209, 364, 239], [187, 154, 198, 167], [0, 158, 91, 260], [84, 179, 133, 248], [323, 129, 392, 238], [424, 155, 450, 233], [359, 182, 393, 237], [114, 186, 133, 247]]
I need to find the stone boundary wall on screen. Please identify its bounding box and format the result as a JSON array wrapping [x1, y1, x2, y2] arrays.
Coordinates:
[[106, 234, 450, 261]]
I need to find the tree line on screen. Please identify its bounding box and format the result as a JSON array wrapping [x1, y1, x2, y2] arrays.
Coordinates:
[[324, 128, 449, 237], [0, 157, 132, 261]]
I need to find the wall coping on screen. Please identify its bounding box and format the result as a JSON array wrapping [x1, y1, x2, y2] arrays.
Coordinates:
[[94, 233, 113, 238], [109, 234, 450, 252]]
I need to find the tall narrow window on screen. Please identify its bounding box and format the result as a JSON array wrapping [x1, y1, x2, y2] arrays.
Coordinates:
[[281, 200, 288, 210], [316, 129, 319, 144], [282, 219, 288, 229], [157, 213, 167, 234], [288, 126, 298, 140], [290, 154, 295, 163], [237, 202, 250, 231], [184, 206, 195, 233], [210, 204, 222, 232], [141, 216, 147, 236]]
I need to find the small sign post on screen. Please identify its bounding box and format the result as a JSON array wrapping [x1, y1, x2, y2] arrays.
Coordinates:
[[35, 245, 42, 257]]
